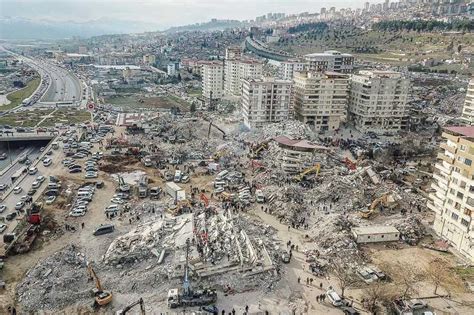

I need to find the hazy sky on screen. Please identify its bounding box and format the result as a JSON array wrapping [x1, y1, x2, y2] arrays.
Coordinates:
[[0, 0, 369, 29]]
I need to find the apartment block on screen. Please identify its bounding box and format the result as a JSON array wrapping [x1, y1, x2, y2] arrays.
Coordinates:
[[278, 59, 307, 80], [461, 78, 474, 125], [348, 70, 410, 133], [225, 46, 242, 60], [224, 59, 263, 97], [304, 51, 354, 73], [427, 126, 474, 262], [201, 61, 224, 100], [293, 71, 350, 131], [241, 77, 292, 129]]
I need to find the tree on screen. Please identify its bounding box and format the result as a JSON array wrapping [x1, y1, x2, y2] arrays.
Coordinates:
[[383, 262, 422, 299], [332, 263, 360, 297], [424, 257, 460, 295], [362, 282, 395, 314]]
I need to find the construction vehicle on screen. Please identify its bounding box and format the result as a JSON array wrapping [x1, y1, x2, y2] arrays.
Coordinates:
[[116, 297, 145, 315], [206, 119, 226, 140], [293, 163, 321, 182], [27, 202, 43, 224], [138, 175, 148, 198], [117, 175, 130, 193], [87, 262, 113, 307], [167, 239, 217, 308], [12, 225, 39, 254], [360, 193, 400, 219], [200, 193, 209, 207], [250, 139, 271, 159]]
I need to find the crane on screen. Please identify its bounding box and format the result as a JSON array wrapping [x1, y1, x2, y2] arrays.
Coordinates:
[[293, 163, 321, 182], [87, 262, 113, 307], [116, 298, 145, 315]]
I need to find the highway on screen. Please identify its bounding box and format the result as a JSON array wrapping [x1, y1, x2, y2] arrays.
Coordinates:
[[40, 62, 82, 103]]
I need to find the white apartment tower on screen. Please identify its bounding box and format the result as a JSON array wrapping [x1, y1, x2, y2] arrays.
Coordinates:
[[279, 59, 307, 80], [293, 71, 350, 131], [428, 126, 474, 262], [224, 58, 263, 97], [461, 78, 474, 125], [201, 61, 224, 100], [241, 77, 293, 129], [349, 70, 410, 132], [304, 51, 354, 73]]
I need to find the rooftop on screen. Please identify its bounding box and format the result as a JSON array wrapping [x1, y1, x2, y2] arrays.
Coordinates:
[[352, 225, 399, 235], [444, 126, 474, 138], [274, 135, 328, 151]]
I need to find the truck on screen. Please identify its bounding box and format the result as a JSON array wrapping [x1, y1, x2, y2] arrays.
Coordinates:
[[165, 182, 185, 201], [149, 187, 161, 199], [138, 175, 148, 198]]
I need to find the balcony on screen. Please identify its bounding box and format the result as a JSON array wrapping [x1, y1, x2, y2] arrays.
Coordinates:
[[442, 132, 459, 143], [467, 197, 474, 208], [440, 142, 456, 154], [432, 173, 448, 186], [435, 162, 452, 175], [437, 152, 454, 164], [427, 201, 442, 215]]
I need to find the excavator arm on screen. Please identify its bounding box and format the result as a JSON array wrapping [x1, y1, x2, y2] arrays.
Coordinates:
[[118, 297, 145, 315]]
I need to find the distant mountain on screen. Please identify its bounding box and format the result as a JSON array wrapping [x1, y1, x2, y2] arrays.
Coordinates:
[[165, 19, 246, 33], [0, 17, 159, 40]]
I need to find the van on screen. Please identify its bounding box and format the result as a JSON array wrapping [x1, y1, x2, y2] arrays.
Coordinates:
[[326, 290, 343, 307], [43, 158, 52, 167], [93, 224, 115, 236], [216, 170, 229, 181], [150, 187, 161, 199], [28, 167, 38, 175]]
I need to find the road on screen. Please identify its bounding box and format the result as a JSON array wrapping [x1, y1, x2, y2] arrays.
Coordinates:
[[40, 62, 82, 103]]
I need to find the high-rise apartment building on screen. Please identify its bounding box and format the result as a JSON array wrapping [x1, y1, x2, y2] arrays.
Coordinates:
[[143, 54, 156, 65], [304, 51, 354, 73], [293, 71, 350, 131], [428, 126, 474, 262], [461, 78, 474, 125], [241, 77, 293, 129], [224, 58, 263, 97], [278, 59, 307, 80], [348, 70, 410, 132], [201, 61, 224, 101]]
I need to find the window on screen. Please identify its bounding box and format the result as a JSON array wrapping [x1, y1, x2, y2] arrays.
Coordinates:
[[461, 219, 469, 227], [460, 145, 466, 151], [451, 213, 459, 221], [465, 159, 472, 166]]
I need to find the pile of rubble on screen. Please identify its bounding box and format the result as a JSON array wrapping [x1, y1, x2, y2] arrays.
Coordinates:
[[17, 245, 89, 312]]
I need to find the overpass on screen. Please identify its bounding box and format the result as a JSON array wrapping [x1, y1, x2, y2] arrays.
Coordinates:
[[0, 132, 55, 142], [244, 36, 295, 62]]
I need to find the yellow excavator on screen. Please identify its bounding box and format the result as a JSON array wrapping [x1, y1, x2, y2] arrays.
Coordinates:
[[293, 163, 321, 182], [87, 262, 113, 308], [360, 193, 398, 219], [116, 297, 145, 315]]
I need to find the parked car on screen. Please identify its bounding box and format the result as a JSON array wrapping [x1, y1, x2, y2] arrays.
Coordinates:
[[15, 201, 25, 210], [0, 205, 6, 213], [70, 168, 82, 173], [6, 213, 17, 221], [36, 175, 45, 183], [45, 196, 56, 204], [93, 224, 115, 236], [27, 189, 37, 196], [0, 184, 7, 191], [0, 223, 7, 233], [326, 290, 343, 307], [13, 186, 22, 194]]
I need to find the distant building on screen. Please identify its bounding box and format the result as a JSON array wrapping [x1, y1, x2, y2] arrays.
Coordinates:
[[278, 59, 307, 80], [428, 126, 474, 263], [461, 78, 474, 124], [143, 54, 156, 65], [241, 77, 292, 129], [293, 71, 350, 131], [225, 46, 242, 60], [349, 70, 410, 132], [224, 58, 263, 97], [167, 63, 177, 76], [201, 60, 224, 101], [78, 46, 88, 54], [304, 51, 354, 73]]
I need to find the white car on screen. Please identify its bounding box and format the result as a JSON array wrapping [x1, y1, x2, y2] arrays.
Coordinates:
[[110, 198, 124, 204], [45, 196, 56, 205], [32, 181, 41, 189], [28, 166, 38, 175], [13, 186, 22, 194], [15, 201, 25, 210], [0, 223, 7, 233], [85, 172, 98, 179], [0, 204, 6, 213], [36, 175, 46, 183], [69, 209, 86, 217], [0, 184, 7, 191]]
